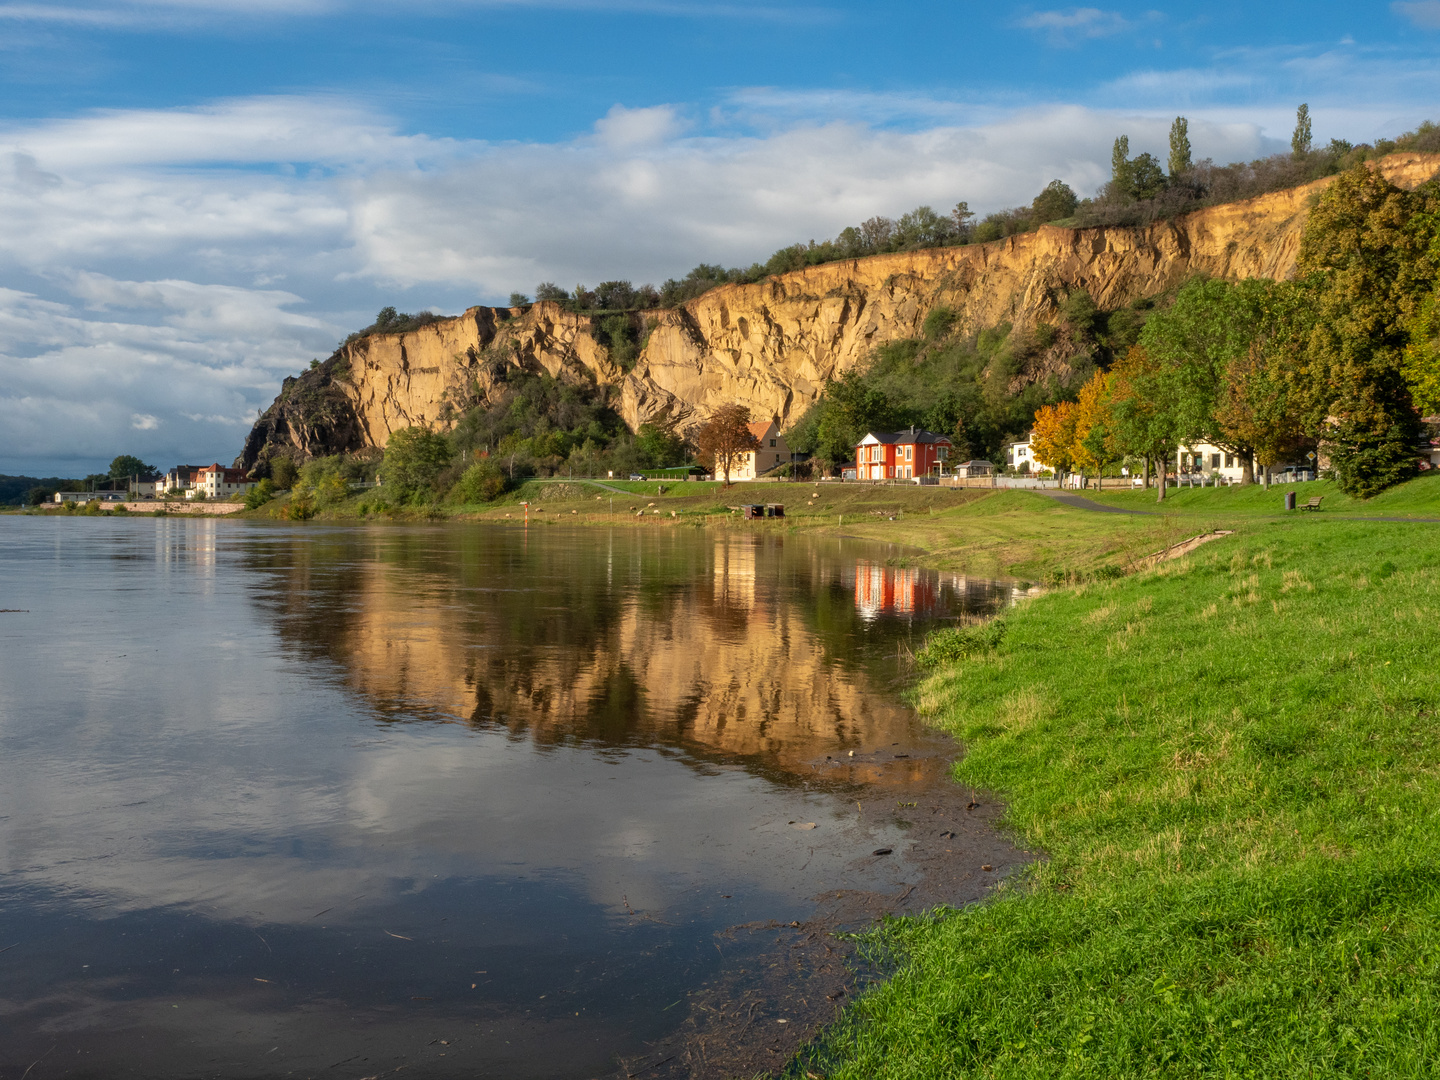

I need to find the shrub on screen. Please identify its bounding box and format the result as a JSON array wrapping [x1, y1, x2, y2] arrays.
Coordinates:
[[270, 457, 299, 489], [244, 478, 276, 510], [381, 426, 455, 502], [451, 459, 508, 503], [915, 619, 1006, 668]]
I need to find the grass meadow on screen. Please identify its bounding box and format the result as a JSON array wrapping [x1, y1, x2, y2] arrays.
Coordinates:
[[793, 514, 1440, 1078]]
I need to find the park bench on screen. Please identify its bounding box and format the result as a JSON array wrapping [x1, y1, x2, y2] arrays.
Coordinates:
[[1299, 496, 1323, 512]]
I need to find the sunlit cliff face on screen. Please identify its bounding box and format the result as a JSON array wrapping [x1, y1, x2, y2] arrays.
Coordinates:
[[251, 529, 1018, 789]]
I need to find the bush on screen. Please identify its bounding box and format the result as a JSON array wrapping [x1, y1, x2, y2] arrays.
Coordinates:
[[270, 457, 299, 489], [451, 459, 508, 503], [381, 426, 455, 502], [244, 478, 276, 510], [914, 619, 1006, 668]]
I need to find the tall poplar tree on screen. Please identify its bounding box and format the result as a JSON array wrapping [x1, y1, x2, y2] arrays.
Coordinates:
[[1291, 104, 1312, 157], [1167, 116, 1192, 178]]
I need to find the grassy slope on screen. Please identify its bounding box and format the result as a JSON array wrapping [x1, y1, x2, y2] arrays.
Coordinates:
[[795, 509, 1440, 1078]]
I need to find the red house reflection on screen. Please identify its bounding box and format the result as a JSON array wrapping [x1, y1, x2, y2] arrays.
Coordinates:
[[853, 561, 938, 619]]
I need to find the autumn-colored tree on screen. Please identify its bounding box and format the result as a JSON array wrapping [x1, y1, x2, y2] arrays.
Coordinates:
[[1072, 369, 1118, 489], [695, 404, 762, 485], [1030, 399, 1079, 479]]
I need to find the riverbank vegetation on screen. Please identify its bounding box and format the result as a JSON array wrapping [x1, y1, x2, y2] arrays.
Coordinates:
[[793, 157, 1440, 500], [792, 512, 1440, 1079]]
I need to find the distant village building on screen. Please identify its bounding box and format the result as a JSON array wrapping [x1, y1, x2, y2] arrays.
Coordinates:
[[160, 466, 204, 496], [731, 419, 792, 481], [854, 428, 952, 480], [192, 463, 258, 500], [53, 490, 127, 504], [128, 472, 163, 499], [1006, 435, 1052, 474], [952, 460, 994, 478]]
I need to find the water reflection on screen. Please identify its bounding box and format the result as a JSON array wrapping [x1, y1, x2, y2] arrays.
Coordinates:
[[0, 519, 1022, 1079]]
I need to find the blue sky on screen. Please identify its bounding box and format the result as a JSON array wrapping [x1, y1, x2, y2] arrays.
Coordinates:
[[1, 0, 1438, 475]]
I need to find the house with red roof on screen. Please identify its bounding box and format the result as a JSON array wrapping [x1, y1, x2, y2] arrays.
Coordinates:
[[731, 418, 792, 481], [854, 428, 952, 480]]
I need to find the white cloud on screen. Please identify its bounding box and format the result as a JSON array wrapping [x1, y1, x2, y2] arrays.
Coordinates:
[[1393, 1, 1440, 29], [131, 412, 160, 429], [1018, 7, 1135, 45]]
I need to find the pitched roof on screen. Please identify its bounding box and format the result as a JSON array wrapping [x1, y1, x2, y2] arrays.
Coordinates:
[[746, 420, 776, 441], [856, 428, 952, 447]]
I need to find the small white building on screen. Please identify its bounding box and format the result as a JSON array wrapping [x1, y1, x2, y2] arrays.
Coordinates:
[[54, 490, 126, 503], [1176, 442, 1253, 482], [191, 463, 258, 500], [1005, 436, 1051, 474], [731, 419, 792, 481]]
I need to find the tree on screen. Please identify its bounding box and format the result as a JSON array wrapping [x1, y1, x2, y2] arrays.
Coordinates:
[[109, 454, 155, 481], [1139, 277, 1276, 483], [1111, 135, 1131, 189], [1168, 116, 1191, 178], [270, 457, 299, 489], [1107, 346, 1180, 502], [381, 426, 455, 502], [535, 282, 570, 302], [508, 292, 531, 308], [636, 420, 685, 468], [1031, 399, 1080, 479], [1071, 370, 1119, 488], [1031, 180, 1078, 223], [813, 372, 898, 471], [1292, 104, 1312, 157], [951, 202, 976, 241], [1291, 164, 1435, 495], [695, 405, 761, 485], [1128, 153, 1167, 200], [452, 459, 507, 503]]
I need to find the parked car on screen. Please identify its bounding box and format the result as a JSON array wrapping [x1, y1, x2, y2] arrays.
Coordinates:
[[628, 474, 644, 481]]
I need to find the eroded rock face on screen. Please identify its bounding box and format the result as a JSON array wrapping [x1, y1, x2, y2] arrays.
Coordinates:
[[236, 152, 1440, 471]]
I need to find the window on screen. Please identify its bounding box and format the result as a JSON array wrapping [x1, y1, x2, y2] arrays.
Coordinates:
[[769, 439, 776, 447], [1211, 453, 1222, 468], [905, 445, 913, 460], [1225, 453, 1234, 468]]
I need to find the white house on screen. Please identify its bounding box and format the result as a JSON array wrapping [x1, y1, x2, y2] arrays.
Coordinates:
[[1005, 436, 1051, 474], [191, 463, 259, 500], [1176, 442, 1257, 483], [730, 419, 792, 481]]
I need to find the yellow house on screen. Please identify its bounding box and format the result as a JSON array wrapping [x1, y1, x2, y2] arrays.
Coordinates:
[[732, 419, 791, 480]]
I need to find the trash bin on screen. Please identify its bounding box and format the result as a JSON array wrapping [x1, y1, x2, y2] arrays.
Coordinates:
[[1285, 491, 1296, 511]]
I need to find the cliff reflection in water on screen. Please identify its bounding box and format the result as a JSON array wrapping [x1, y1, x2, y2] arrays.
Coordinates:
[[249, 528, 1020, 785]]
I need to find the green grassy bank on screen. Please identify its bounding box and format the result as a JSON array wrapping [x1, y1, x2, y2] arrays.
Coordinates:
[[794, 513, 1440, 1078]]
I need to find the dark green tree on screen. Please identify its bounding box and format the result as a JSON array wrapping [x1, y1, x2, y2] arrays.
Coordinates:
[[1291, 164, 1435, 495], [1292, 104, 1312, 157], [108, 454, 155, 481], [636, 420, 686, 467], [1168, 116, 1192, 178], [1031, 180, 1078, 222], [381, 426, 455, 502], [508, 292, 531, 308]]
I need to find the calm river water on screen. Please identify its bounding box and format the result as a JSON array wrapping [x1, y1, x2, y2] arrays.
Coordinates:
[[0, 517, 1023, 1078]]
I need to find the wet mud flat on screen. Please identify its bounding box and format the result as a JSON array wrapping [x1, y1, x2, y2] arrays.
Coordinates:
[[621, 743, 1031, 1080]]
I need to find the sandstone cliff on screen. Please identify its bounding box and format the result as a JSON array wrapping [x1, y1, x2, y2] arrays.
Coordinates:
[[237, 152, 1440, 472]]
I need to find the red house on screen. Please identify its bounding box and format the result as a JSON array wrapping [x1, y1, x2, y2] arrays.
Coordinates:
[[855, 428, 952, 480]]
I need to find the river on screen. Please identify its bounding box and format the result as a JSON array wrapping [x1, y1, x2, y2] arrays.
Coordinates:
[[0, 517, 1025, 1078]]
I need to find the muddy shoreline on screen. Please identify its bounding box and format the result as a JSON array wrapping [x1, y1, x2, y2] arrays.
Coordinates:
[[619, 742, 1031, 1080]]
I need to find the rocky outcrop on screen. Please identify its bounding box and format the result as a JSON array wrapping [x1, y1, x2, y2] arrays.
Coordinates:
[[237, 153, 1440, 471]]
